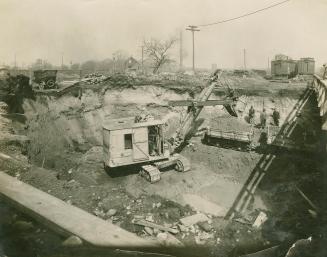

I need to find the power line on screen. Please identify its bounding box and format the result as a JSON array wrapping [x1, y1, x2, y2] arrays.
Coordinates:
[[197, 0, 290, 27]]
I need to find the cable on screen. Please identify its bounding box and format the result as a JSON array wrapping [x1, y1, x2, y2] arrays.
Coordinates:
[[197, 0, 291, 27]]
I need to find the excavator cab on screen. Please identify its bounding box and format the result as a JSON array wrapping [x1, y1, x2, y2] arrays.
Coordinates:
[[102, 117, 170, 169]]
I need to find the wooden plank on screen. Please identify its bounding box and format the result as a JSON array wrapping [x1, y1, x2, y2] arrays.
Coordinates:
[[0, 172, 157, 249], [132, 219, 179, 234]]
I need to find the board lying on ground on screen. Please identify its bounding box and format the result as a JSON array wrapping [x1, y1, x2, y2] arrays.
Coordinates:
[[0, 172, 156, 249]]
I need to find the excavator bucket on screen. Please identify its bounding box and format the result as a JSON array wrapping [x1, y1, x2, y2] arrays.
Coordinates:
[[224, 104, 238, 117]]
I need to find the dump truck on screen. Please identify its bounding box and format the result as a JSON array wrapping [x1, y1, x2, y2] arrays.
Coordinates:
[[102, 70, 241, 183], [33, 69, 58, 89]]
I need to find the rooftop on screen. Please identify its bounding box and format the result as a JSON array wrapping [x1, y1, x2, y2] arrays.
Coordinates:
[[103, 117, 164, 130]]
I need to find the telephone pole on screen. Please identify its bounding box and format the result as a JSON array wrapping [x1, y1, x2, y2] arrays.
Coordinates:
[[61, 52, 64, 69], [141, 45, 144, 74], [243, 49, 247, 70], [186, 25, 200, 72], [179, 30, 183, 70], [14, 53, 17, 69]]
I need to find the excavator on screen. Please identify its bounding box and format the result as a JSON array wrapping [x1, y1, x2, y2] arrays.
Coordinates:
[[102, 70, 241, 183]]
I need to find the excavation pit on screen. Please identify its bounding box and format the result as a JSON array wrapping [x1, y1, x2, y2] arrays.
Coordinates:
[[1, 74, 325, 256]]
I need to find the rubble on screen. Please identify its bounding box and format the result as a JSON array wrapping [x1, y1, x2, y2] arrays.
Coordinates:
[[62, 235, 83, 247], [197, 221, 213, 232], [156, 232, 184, 247], [132, 219, 179, 234], [106, 209, 117, 217], [82, 73, 108, 85], [179, 213, 209, 227], [252, 211, 268, 228]]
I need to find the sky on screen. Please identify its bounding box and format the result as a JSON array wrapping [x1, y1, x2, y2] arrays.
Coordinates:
[[0, 0, 326, 69]]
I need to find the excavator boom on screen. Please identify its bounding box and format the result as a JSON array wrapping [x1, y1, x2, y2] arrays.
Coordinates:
[[168, 71, 240, 151]]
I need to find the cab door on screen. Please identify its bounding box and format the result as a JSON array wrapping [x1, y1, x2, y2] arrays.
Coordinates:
[[132, 127, 149, 161]]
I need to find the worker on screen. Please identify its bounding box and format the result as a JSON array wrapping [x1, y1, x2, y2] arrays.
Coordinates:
[[272, 108, 280, 126], [260, 108, 267, 129], [248, 105, 255, 125]]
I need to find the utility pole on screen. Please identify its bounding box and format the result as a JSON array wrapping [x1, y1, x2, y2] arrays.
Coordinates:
[[14, 53, 17, 69], [61, 52, 64, 69], [179, 30, 183, 70], [141, 45, 144, 74], [243, 49, 246, 70], [186, 25, 200, 72]]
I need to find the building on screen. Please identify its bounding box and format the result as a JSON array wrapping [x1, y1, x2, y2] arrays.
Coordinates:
[[297, 57, 315, 75], [271, 57, 297, 78], [271, 54, 316, 78], [125, 57, 141, 72]]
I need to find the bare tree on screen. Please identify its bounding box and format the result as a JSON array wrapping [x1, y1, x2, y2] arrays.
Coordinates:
[[143, 37, 177, 74]]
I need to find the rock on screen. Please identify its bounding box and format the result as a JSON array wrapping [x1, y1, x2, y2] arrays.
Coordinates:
[[144, 227, 153, 236], [145, 215, 154, 222], [134, 215, 145, 220], [62, 235, 83, 247], [12, 220, 34, 231], [198, 221, 213, 232], [106, 209, 117, 217], [253, 211, 268, 228], [93, 209, 105, 218], [157, 232, 168, 241], [180, 213, 209, 226], [178, 224, 188, 233], [157, 232, 184, 247]]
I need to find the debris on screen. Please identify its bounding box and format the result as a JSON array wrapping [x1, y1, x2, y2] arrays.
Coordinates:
[[252, 211, 268, 228], [62, 235, 83, 247], [198, 221, 213, 232], [308, 209, 317, 218], [178, 224, 188, 233], [133, 215, 145, 220], [106, 209, 117, 217], [234, 217, 252, 225], [93, 209, 105, 218], [195, 231, 214, 245], [132, 219, 179, 234], [156, 232, 184, 247], [12, 220, 34, 231], [145, 215, 154, 222], [144, 227, 154, 236], [180, 213, 209, 227], [295, 185, 318, 211]]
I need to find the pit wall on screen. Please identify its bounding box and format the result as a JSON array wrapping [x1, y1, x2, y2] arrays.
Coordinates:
[[22, 86, 189, 170]]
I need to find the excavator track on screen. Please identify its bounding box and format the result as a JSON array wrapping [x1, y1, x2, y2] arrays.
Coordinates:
[[139, 165, 161, 183], [174, 155, 191, 172]]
